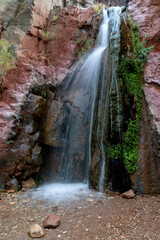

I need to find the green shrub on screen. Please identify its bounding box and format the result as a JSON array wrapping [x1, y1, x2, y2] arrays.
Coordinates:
[[41, 86, 47, 98], [105, 144, 122, 160], [118, 16, 153, 174], [0, 40, 15, 86], [53, 15, 58, 21], [93, 4, 102, 14], [86, 38, 93, 49]]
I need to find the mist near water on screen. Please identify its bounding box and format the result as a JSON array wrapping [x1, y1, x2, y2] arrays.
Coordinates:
[[29, 183, 101, 203]]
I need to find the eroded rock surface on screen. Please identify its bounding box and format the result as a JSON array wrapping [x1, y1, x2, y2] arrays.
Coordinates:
[[0, 0, 99, 186], [129, 0, 160, 193]]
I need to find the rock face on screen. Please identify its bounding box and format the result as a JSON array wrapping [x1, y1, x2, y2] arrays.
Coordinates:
[[129, 0, 160, 193], [0, 0, 99, 186], [100, 0, 127, 6]]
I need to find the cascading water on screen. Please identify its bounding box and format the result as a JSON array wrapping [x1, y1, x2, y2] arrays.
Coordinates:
[[39, 7, 123, 192], [97, 7, 122, 191]]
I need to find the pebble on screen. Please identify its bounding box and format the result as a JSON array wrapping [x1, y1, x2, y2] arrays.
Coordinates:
[[7, 189, 15, 193], [86, 198, 94, 202], [28, 217, 36, 222], [9, 202, 16, 205], [76, 193, 83, 197]]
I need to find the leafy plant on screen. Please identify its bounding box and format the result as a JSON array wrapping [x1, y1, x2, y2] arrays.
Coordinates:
[[93, 4, 102, 14], [77, 48, 85, 59], [41, 86, 47, 98], [39, 30, 54, 42], [118, 16, 153, 174], [77, 38, 93, 59], [86, 38, 93, 49], [53, 15, 58, 21], [76, 39, 81, 45], [105, 144, 122, 159], [0, 40, 16, 87]]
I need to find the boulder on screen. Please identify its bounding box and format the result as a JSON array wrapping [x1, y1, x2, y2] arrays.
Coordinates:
[[44, 213, 60, 228], [28, 224, 44, 238], [5, 178, 19, 191], [121, 189, 136, 199], [22, 178, 36, 189]]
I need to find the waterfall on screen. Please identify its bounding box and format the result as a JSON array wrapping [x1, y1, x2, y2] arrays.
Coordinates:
[[97, 7, 122, 191], [40, 7, 123, 189], [57, 9, 111, 183]]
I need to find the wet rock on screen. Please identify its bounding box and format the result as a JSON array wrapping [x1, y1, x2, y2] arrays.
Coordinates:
[[44, 213, 60, 228], [0, 2, 96, 185], [5, 179, 19, 191], [31, 146, 42, 164], [21, 188, 28, 192], [22, 178, 36, 189], [28, 224, 44, 238], [26, 94, 47, 118], [121, 189, 136, 199]]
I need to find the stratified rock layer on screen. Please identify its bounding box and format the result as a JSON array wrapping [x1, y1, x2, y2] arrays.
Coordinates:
[[0, 0, 98, 186], [129, 0, 160, 193]]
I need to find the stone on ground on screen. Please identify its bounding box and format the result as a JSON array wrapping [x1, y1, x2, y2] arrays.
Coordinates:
[[28, 224, 44, 238], [121, 189, 136, 199], [22, 178, 36, 189], [7, 189, 15, 193], [5, 178, 19, 191], [44, 213, 60, 228]]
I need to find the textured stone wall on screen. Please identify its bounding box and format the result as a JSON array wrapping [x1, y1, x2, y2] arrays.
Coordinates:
[[129, 0, 160, 193], [95, 0, 127, 6], [0, 0, 97, 187]]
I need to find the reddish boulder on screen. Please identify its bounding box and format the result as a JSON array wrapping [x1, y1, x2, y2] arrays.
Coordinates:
[[22, 178, 36, 189], [121, 190, 136, 199], [44, 213, 60, 228]]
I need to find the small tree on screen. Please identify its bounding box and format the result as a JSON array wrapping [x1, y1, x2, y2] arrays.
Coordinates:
[[0, 40, 16, 90]]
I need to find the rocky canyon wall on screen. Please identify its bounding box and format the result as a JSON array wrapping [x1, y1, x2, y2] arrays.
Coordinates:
[[0, 0, 99, 188], [129, 0, 160, 193], [0, 0, 160, 194]]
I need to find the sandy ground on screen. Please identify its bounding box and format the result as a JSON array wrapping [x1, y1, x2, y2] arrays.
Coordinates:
[[0, 189, 160, 240]]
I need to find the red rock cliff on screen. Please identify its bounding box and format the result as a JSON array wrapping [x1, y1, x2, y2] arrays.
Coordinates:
[[0, 0, 98, 187], [129, 0, 160, 193]]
